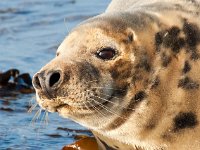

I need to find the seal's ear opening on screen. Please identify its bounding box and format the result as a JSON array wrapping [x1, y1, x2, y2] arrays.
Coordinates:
[[125, 28, 137, 43]]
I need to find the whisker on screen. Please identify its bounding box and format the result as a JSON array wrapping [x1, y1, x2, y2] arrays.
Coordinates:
[[91, 94, 136, 112], [91, 94, 128, 110], [28, 95, 37, 109], [39, 111, 47, 128], [45, 111, 49, 125], [87, 100, 107, 119], [91, 86, 125, 91], [88, 99, 128, 127], [99, 92, 121, 100], [86, 89, 136, 112], [28, 103, 38, 113], [82, 101, 91, 111], [30, 108, 42, 126], [28, 95, 36, 105], [36, 109, 42, 120], [90, 98, 125, 120], [86, 79, 99, 83], [87, 101, 123, 127], [100, 93, 122, 100], [64, 17, 70, 34]]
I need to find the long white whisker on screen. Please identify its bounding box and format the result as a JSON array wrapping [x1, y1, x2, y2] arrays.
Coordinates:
[[85, 101, 123, 127], [82, 101, 90, 111], [91, 86, 125, 91], [90, 98, 125, 119], [28, 103, 38, 113], [92, 94, 119, 106], [91, 94, 135, 112], [64, 17, 70, 34], [39, 111, 47, 128], [87, 100, 107, 118], [28, 95, 36, 105], [99, 92, 121, 100], [86, 79, 99, 83], [45, 111, 49, 125], [30, 108, 42, 126], [36, 109, 42, 120]]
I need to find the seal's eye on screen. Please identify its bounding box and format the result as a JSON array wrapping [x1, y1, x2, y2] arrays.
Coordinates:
[[96, 48, 116, 60]]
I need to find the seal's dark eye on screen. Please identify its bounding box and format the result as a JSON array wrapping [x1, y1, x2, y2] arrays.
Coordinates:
[[96, 48, 116, 60]]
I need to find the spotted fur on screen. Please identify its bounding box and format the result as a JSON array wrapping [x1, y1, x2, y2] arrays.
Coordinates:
[[174, 112, 198, 131], [33, 0, 200, 149]]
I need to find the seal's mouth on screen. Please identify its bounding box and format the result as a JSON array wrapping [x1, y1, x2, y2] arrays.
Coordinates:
[[38, 97, 111, 114], [55, 100, 110, 111], [36, 86, 114, 114], [55, 104, 69, 111]]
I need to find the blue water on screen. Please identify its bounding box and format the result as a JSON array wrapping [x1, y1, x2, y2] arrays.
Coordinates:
[[0, 0, 110, 149]]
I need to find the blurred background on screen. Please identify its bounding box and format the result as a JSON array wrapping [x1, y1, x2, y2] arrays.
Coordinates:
[[0, 0, 110, 149]]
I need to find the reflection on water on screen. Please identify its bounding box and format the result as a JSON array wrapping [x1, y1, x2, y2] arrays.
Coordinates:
[[0, 0, 110, 149]]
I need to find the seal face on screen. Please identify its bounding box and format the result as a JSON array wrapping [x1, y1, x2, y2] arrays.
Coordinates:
[[33, 25, 137, 125], [33, 0, 200, 149]]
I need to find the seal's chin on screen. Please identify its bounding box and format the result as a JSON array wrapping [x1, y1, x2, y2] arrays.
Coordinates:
[[55, 104, 69, 111]]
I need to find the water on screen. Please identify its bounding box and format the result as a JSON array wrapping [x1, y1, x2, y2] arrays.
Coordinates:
[[0, 0, 110, 149]]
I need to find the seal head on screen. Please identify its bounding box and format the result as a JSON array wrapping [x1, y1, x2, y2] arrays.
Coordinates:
[[32, 13, 142, 130]]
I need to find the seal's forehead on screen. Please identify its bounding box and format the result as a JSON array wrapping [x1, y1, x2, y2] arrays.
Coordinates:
[[57, 27, 118, 56]]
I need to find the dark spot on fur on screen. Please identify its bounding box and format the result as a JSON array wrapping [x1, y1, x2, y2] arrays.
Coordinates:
[[161, 53, 172, 67], [162, 26, 185, 53], [183, 20, 200, 61], [178, 77, 199, 89], [88, 63, 100, 78], [134, 91, 147, 102], [155, 31, 164, 51], [110, 59, 132, 79], [112, 85, 128, 98], [171, 38, 185, 53], [78, 61, 100, 81], [135, 55, 151, 72], [183, 20, 200, 48], [151, 76, 160, 89], [182, 61, 191, 74], [174, 112, 198, 131], [109, 59, 131, 100], [155, 26, 186, 53], [162, 27, 180, 47], [190, 51, 200, 60], [168, 26, 181, 36]]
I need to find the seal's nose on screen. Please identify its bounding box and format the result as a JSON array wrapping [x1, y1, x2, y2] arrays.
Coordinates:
[[32, 70, 63, 97]]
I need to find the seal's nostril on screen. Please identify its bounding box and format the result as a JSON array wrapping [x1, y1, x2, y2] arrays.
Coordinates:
[[49, 72, 61, 87], [33, 74, 42, 89]]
